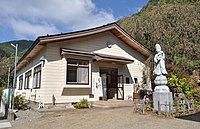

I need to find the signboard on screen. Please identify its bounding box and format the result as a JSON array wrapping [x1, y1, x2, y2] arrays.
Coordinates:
[[98, 77, 103, 97]]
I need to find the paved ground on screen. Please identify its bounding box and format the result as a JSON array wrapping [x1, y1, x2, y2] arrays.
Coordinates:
[[11, 107, 200, 129]]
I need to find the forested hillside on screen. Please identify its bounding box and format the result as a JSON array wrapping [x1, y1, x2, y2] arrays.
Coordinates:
[[0, 40, 33, 58], [0, 40, 33, 89], [118, 0, 200, 72]]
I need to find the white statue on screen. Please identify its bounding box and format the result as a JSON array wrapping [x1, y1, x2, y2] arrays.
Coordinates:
[[153, 44, 169, 92], [153, 44, 167, 76]]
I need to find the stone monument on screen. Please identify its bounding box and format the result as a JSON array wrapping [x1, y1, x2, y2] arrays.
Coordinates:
[[153, 44, 173, 112]]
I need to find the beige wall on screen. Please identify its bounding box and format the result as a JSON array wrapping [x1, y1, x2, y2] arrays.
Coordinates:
[[15, 48, 46, 102], [16, 31, 149, 104]]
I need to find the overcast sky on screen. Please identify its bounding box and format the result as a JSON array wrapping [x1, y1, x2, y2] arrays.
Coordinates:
[[0, 0, 148, 42]]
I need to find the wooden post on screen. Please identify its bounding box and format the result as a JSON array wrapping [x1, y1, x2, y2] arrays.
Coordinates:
[[187, 100, 190, 113], [158, 101, 160, 115], [8, 109, 15, 121], [142, 100, 145, 114], [183, 100, 187, 113], [191, 99, 194, 112], [52, 94, 55, 105], [165, 101, 167, 113], [169, 102, 172, 117]]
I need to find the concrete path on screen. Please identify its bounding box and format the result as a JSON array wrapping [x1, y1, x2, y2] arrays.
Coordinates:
[[34, 100, 133, 112], [92, 100, 133, 109], [0, 120, 12, 129]]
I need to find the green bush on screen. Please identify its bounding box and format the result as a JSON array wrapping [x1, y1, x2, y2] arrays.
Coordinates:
[[192, 91, 200, 108], [146, 101, 153, 111], [168, 74, 193, 99], [14, 95, 25, 110], [73, 98, 89, 109]]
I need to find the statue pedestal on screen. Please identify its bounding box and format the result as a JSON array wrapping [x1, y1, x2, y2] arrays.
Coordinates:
[[154, 86, 169, 92], [153, 92, 173, 112], [154, 75, 167, 85]]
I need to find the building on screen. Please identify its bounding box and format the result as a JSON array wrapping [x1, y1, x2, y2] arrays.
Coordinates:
[[15, 23, 151, 104]]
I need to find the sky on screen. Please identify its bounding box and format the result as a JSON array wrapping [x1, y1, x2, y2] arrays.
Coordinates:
[[0, 0, 148, 43]]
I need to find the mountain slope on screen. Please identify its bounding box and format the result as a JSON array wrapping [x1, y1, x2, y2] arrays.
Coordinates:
[[118, 0, 200, 70], [0, 40, 34, 58]]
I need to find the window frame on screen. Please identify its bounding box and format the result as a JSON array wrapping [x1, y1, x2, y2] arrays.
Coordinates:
[[33, 64, 42, 89], [134, 77, 138, 84], [66, 58, 89, 85], [125, 76, 131, 84], [18, 75, 23, 90], [24, 70, 32, 90]]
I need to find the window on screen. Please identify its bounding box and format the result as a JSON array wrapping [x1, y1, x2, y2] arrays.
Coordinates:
[[67, 59, 89, 84], [18, 75, 23, 90], [24, 70, 31, 89], [134, 78, 138, 84], [125, 77, 130, 84], [33, 64, 41, 89]]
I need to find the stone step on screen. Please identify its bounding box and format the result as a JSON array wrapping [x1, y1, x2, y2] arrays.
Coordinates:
[[0, 121, 12, 129]]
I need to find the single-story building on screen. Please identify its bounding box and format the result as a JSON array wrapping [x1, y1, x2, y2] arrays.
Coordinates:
[[15, 23, 151, 104]]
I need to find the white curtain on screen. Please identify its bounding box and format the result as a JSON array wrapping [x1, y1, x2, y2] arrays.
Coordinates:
[[78, 67, 88, 83]]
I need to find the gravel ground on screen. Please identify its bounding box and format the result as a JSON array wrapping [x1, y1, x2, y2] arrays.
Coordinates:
[[11, 107, 200, 129]]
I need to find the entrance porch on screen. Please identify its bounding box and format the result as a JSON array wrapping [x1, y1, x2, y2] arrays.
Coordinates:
[[91, 52, 134, 101], [100, 68, 124, 100]]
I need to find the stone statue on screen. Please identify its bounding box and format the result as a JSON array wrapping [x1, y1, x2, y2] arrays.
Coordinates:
[[152, 44, 173, 112], [153, 44, 167, 76], [153, 44, 169, 92]]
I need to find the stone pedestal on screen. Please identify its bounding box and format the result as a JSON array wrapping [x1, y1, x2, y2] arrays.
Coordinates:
[[153, 92, 173, 112], [154, 86, 169, 92], [154, 75, 170, 92]]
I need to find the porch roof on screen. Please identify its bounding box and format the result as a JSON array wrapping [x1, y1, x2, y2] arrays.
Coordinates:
[[93, 53, 134, 64], [61, 48, 134, 64]]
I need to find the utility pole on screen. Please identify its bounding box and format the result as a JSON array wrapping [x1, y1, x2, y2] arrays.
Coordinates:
[[11, 43, 18, 110], [7, 66, 11, 109], [6, 66, 11, 119]]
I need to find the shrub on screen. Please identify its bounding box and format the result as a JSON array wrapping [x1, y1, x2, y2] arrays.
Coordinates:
[[192, 90, 200, 108], [168, 74, 193, 99], [146, 101, 153, 111], [73, 98, 89, 109], [14, 95, 25, 110]]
